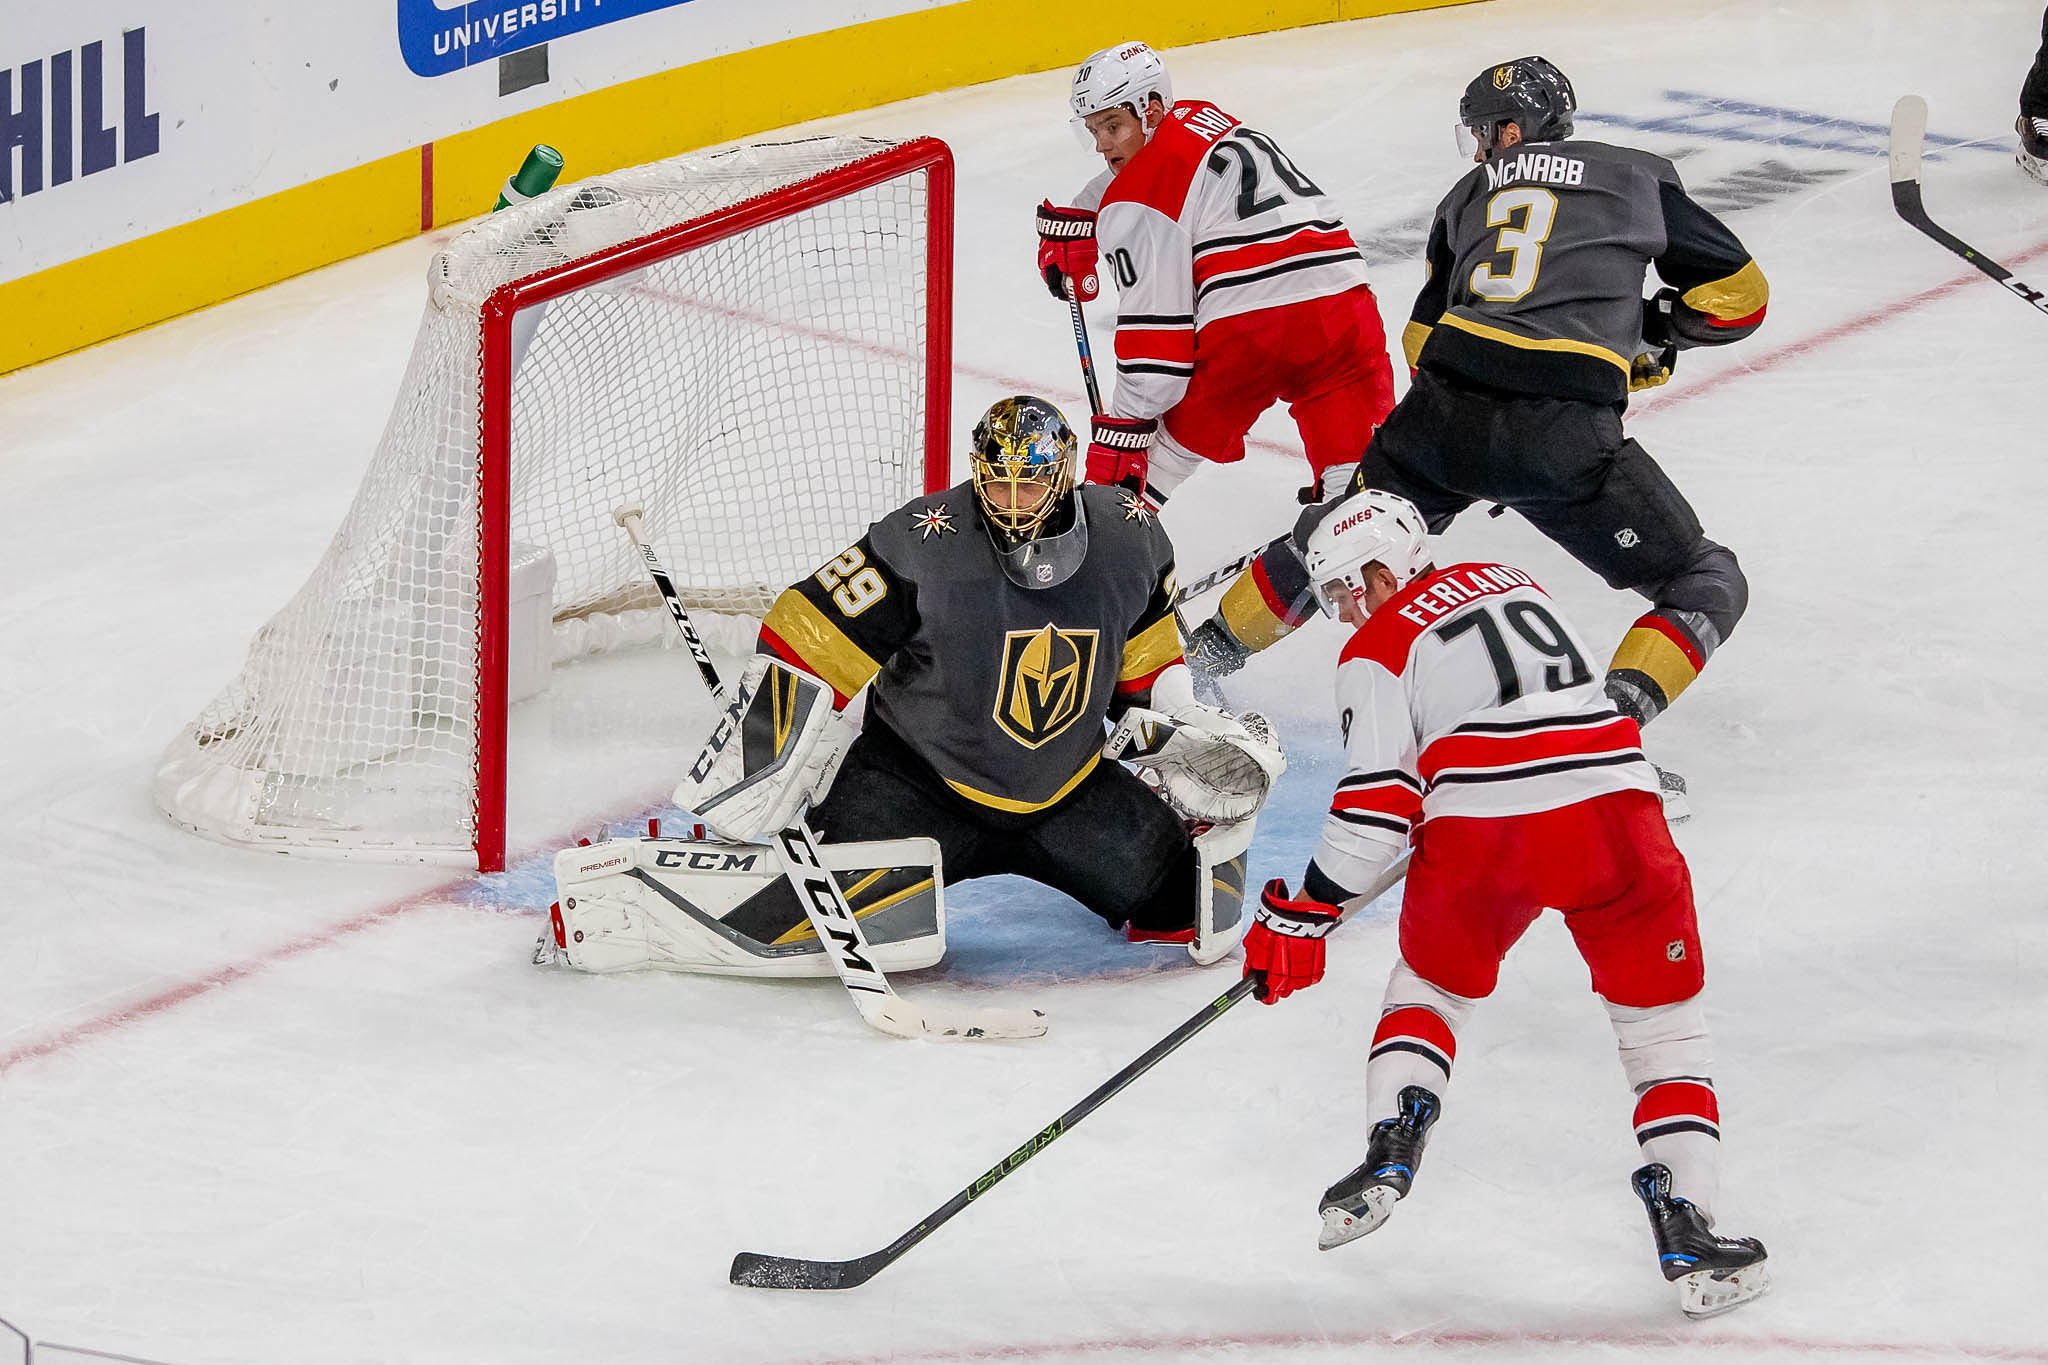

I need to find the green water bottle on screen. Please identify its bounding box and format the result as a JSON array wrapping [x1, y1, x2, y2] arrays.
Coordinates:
[[495, 143, 564, 211]]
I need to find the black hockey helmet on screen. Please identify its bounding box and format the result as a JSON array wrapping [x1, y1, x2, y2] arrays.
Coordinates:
[[1459, 56, 1576, 149], [969, 396, 1089, 589]]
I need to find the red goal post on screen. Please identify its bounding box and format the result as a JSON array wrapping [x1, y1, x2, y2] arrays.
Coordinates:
[[158, 136, 954, 872]]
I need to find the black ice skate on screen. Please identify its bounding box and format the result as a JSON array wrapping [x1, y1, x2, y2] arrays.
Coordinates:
[[2019, 115, 2048, 187], [1631, 1162, 1769, 1318], [1317, 1086, 1440, 1250], [1653, 764, 1691, 825], [1184, 618, 1251, 706]]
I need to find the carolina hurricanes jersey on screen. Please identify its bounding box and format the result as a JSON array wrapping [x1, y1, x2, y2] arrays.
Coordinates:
[[1074, 100, 1371, 423], [1310, 563, 1658, 901]]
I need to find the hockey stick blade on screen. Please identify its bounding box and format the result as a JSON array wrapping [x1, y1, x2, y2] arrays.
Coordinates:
[[730, 1248, 887, 1291], [1890, 95, 2048, 316], [868, 995, 1049, 1042]]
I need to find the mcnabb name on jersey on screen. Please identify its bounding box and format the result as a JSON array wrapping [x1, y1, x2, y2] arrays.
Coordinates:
[[1485, 152, 1587, 190]]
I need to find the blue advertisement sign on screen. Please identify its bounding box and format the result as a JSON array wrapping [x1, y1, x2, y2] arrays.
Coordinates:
[[397, 0, 700, 77]]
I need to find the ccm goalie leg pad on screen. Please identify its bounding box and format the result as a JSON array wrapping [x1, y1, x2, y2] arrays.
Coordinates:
[[1103, 705, 1286, 825], [674, 654, 853, 843], [1189, 816, 1256, 965], [544, 833, 944, 977]]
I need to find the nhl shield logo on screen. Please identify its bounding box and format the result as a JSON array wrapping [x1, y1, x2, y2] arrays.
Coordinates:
[[992, 624, 1099, 749]]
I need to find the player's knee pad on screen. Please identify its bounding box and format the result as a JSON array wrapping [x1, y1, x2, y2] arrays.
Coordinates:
[[1603, 993, 1713, 1094], [1382, 956, 1481, 1035], [1648, 538, 1748, 649], [1189, 816, 1256, 965], [543, 833, 944, 977], [674, 654, 853, 842]]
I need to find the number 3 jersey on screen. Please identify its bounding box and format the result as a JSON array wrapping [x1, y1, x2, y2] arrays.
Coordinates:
[[1074, 100, 1373, 423], [757, 483, 1184, 815], [1312, 563, 1658, 901], [1406, 140, 1767, 405]]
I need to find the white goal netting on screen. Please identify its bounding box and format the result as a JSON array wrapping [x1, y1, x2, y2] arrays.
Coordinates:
[[157, 136, 948, 867]]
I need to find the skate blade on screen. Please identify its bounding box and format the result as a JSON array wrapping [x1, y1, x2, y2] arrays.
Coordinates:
[[1678, 1259, 1770, 1318], [1317, 1186, 1399, 1250]]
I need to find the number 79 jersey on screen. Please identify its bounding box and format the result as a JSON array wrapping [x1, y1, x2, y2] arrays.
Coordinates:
[[1313, 562, 1658, 899], [1078, 100, 1372, 422]]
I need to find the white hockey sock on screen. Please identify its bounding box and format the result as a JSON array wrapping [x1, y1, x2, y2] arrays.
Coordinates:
[[1606, 995, 1722, 1222], [1364, 958, 1477, 1124]]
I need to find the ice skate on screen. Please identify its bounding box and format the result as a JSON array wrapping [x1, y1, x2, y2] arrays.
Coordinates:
[[2019, 114, 2048, 187], [1317, 1086, 1440, 1250], [1631, 1162, 1769, 1318], [1653, 764, 1691, 825]]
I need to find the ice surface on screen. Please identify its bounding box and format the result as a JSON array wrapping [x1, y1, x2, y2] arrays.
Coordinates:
[[3, 1, 2047, 1361]]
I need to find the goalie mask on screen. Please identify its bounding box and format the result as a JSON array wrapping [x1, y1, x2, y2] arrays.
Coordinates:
[[971, 395, 1090, 590], [1302, 489, 1432, 618], [1456, 55, 1576, 158]]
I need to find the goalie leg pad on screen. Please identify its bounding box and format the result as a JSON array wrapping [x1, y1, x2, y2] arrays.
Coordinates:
[[548, 834, 943, 977], [1189, 815, 1256, 965], [674, 655, 853, 842]]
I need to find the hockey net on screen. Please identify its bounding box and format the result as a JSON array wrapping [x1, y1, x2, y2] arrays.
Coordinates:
[[156, 136, 952, 871]]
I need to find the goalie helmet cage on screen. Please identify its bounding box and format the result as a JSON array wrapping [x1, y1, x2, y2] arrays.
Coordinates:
[[156, 136, 953, 872]]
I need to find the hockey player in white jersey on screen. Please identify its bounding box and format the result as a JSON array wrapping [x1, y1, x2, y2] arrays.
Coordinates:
[[1035, 42, 1396, 689], [1239, 490, 1768, 1319]]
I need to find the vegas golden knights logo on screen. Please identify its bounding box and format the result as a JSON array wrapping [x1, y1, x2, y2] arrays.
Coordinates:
[[1493, 65, 1514, 89], [992, 624, 1099, 749]]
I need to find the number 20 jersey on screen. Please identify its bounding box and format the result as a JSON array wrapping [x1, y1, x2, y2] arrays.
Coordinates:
[[1076, 100, 1373, 422], [1313, 562, 1658, 900]]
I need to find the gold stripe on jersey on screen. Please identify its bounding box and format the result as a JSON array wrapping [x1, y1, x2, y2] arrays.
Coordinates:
[[760, 588, 883, 702], [1219, 571, 1293, 651], [1680, 259, 1769, 322], [944, 751, 1101, 814], [1118, 612, 1182, 683], [1402, 319, 1434, 370], [1608, 624, 1701, 707], [1436, 313, 1631, 376]]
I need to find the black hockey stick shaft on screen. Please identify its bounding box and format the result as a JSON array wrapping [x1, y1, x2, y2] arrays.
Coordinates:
[[730, 974, 1262, 1290], [612, 503, 728, 700], [1889, 95, 2048, 316], [1067, 282, 1104, 417], [728, 850, 1414, 1290]]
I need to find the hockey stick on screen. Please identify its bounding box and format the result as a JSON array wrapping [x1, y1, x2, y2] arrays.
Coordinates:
[[1168, 545, 1263, 609], [1067, 282, 1104, 417], [729, 850, 1412, 1290], [1890, 95, 2048, 316], [612, 504, 1047, 1043]]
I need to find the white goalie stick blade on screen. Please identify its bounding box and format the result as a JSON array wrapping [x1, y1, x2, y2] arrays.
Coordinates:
[[771, 822, 1047, 1042]]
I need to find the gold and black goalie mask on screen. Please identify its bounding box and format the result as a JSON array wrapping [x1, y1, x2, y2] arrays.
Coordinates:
[[970, 396, 1077, 544]]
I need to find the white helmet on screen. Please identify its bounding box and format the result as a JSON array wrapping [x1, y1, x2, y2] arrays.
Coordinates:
[[1302, 489, 1433, 618], [1070, 41, 1174, 124]]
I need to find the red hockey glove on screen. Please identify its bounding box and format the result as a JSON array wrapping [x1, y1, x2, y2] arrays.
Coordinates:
[[1036, 200, 1100, 303], [1243, 879, 1340, 1003], [1085, 415, 1156, 491]]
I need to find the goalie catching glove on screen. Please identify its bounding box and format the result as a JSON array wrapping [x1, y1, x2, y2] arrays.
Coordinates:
[[1102, 703, 1285, 825], [674, 654, 854, 842]]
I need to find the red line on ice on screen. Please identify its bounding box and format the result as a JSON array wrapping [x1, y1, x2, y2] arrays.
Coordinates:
[[789, 1325, 2048, 1364], [9, 241, 2043, 1078]]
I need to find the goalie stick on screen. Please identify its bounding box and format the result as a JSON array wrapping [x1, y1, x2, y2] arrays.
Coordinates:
[[728, 850, 1412, 1290], [1890, 94, 2048, 317], [612, 504, 1047, 1043]]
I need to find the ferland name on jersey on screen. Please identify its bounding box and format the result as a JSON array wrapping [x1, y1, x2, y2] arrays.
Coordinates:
[[1395, 565, 1537, 627], [1484, 152, 1587, 190]]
